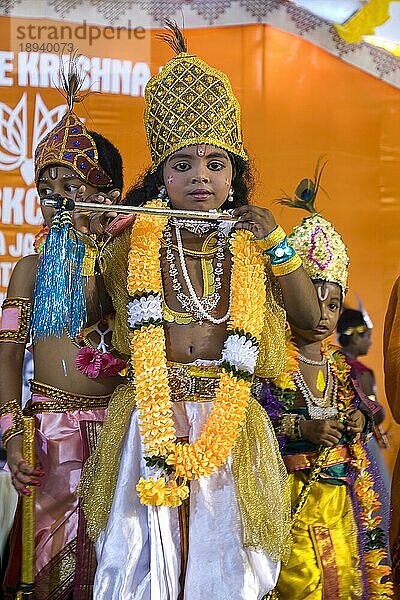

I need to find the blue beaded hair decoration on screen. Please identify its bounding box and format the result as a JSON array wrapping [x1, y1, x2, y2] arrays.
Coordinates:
[[30, 196, 86, 341]]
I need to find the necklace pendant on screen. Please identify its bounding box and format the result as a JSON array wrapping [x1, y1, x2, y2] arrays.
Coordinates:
[[171, 218, 215, 236], [316, 369, 326, 393]]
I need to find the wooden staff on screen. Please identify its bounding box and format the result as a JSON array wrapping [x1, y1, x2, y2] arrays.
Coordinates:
[[16, 417, 36, 599]]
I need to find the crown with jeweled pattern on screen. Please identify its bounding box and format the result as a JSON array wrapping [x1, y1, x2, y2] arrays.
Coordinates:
[[35, 112, 113, 188], [34, 56, 112, 188], [144, 22, 247, 170]]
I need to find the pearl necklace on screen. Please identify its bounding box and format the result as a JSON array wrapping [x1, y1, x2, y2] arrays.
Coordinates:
[[164, 222, 230, 324], [294, 365, 338, 419]]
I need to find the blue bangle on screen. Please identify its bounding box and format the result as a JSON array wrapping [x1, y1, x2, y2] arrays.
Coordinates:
[[264, 237, 296, 266]]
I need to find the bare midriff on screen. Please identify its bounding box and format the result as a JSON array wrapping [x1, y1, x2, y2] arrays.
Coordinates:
[[33, 276, 122, 396]]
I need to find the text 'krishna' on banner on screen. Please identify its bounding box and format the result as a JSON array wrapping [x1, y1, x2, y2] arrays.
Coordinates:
[[0, 14, 152, 305]]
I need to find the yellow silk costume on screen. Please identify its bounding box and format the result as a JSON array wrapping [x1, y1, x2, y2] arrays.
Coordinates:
[[276, 473, 361, 600], [266, 188, 393, 599]]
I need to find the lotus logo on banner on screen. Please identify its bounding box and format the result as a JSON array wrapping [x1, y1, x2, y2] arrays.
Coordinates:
[[0, 93, 66, 184]]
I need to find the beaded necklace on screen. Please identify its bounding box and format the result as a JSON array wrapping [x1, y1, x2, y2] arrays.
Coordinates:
[[294, 365, 338, 419], [164, 221, 230, 324]]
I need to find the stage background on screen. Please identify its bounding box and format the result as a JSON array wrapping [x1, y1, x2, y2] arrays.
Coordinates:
[[1, 3, 400, 472]]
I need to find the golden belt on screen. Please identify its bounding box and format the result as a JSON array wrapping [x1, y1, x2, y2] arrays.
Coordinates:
[[284, 444, 351, 473], [25, 380, 111, 414], [167, 363, 221, 403]]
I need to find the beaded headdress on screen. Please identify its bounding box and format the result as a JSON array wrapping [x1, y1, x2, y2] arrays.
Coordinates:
[[144, 22, 247, 170], [279, 158, 349, 294], [34, 58, 112, 188]]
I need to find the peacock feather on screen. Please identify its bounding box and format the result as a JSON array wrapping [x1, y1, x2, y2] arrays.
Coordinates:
[[157, 20, 187, 55], [59, 50, 90, 111], [276, 156, 328, 214]]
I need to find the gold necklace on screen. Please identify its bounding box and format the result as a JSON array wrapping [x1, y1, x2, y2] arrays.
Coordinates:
[[160, 230, 228, 256]]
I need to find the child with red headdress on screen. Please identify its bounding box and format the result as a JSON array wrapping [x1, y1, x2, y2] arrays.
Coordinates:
[[0, 60, 124, 599]]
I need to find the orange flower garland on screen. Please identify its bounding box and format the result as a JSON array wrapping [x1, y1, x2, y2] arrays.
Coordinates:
[[328, 349, 393, 598], [128, 200, 266, 507]]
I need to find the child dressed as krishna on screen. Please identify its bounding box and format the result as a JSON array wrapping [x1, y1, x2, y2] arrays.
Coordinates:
[[78, 23, 321, 600], [0, 61, 124, 599], [260, 175, 393, 599]]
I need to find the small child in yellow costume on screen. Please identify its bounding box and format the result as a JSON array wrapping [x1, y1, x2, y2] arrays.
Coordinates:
[[260, 182, 393, 599]]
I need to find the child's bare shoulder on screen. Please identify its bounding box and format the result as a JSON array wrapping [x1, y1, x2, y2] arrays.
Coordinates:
[[7, 254, 39, 298]]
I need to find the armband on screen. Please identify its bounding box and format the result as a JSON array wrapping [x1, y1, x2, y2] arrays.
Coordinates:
[[270, 252, 302, 277], [257, 225, 286, 252], [258, 226, 302, 277], [0, 297, 31, 344], [0, 399, 24, 446], [275, 413, 305, 440]]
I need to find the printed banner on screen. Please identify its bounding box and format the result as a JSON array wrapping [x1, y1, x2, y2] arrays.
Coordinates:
[[0, 14, 152, 306]]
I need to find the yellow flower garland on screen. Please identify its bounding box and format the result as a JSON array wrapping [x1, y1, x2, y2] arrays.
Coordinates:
[[128, 200, 266, 507]]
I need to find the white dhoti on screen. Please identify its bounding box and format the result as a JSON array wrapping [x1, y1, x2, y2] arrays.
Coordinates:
[[93, 401, 280, 600]]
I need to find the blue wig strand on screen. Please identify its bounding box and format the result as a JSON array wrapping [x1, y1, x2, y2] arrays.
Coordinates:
[[30, 203, 86, 340], [66, 229, 86, 337]]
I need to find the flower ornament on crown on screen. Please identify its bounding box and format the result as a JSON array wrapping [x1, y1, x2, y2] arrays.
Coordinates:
[[34, 55, 112, 188], [144, 21, 247, 171], [277, 157, 349, 294]]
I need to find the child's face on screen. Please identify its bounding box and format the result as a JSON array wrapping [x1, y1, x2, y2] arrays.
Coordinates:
[[37, 165, 97, 226], [353, 329, 372, 356], [291, 281, 342, 344], [162, 144, 233, 213]]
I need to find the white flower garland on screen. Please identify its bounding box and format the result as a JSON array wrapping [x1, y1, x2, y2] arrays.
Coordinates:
[[127, 293, 163, 328], [221, 333, 259, 374]]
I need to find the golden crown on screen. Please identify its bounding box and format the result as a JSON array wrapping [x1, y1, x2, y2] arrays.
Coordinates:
[[144, 23, 247, 170]]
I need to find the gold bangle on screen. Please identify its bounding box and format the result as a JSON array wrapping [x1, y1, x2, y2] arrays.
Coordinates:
[[0, 297, 31, 344], [0, 399, 24, 446], [271, 253, 302, 277], [256, 225, 286, 252]]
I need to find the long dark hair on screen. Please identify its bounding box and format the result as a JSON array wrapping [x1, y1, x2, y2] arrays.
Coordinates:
[[124, 151, 254, 209], [89, 130, 123, 191]]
